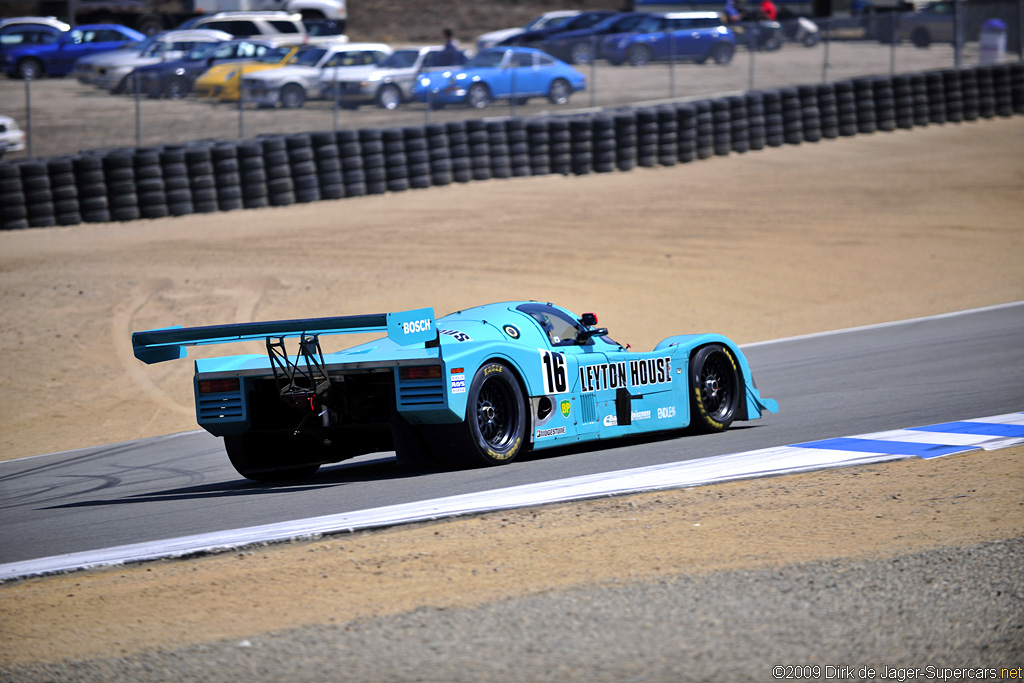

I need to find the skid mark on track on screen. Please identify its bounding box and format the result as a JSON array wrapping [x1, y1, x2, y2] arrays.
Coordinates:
[[112, 278, 192, 417]]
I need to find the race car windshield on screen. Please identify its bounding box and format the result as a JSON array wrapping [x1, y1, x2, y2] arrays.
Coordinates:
[[516, 304, 583, 346]]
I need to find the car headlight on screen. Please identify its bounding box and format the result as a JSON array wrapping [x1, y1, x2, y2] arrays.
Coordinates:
[[419, 76, 430, 86]]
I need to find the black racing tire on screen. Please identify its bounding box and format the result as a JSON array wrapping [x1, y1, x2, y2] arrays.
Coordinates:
[[547, 78, 572, 105], [689, 344, 740, 433], [376, 83, 402, 110], [466, 83, 491, 110], [280, 83, 306, 109], [225, 433, 322, 481], [446, 361, 527, 467]]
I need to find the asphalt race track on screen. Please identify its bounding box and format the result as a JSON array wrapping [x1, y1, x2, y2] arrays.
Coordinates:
[[1, 302, 1022, 566]]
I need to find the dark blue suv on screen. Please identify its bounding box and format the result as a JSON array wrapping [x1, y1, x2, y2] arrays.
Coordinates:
[[599, 12, 736, 66]]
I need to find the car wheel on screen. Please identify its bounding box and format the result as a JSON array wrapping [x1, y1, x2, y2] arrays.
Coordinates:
[[457, 361, 527, 466], [710, 42, 735, 65], [547, 78, 572, 105], [689, 344, 740, 433], [118, 72, 137, 95], [376, 83, 402, 110], [911, 27, 931, 48], [17, 58, 43, 80], [570, 41, 594, 64], [280, 83, 306, 109], [224, 434, 322, 481], [466, 82, 491, 109], [627, 44, 653, 67], [164, 76, 188, 99]]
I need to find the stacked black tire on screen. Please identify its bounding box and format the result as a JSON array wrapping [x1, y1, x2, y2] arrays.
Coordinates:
[[3, 63, 1023, 231]]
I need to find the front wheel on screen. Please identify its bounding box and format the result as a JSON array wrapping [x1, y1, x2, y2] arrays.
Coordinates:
[[466, 82, 491, 109], [689, 344, 740, 433], [710, 42, 735, 65], [570, 41, 594, 64], [279, 83, 306, 109], [627, 44, 653, 67], [547, 78, 571, 105], [224, 433, 322, 481], [452, 361, 527, 466]]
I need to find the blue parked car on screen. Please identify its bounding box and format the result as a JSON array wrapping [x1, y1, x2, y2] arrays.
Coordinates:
[[3, 24, 144, 79], [599, 12, 736, 66], [413, 46, 585, 110], [537, 12, 651, 65], [135, 38, 274, 99]]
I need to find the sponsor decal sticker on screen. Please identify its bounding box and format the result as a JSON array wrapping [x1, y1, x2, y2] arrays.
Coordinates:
[[402, 318, 432, 335], [539, 349, 569, 394], [603, 410, 652, 427], [536, 426, 566, 438], [560, 399, 571, 418], [503, 325, 520, 339], [578, 357, 672, 393], [450, 373, 466, 394], [439, 329, 471, 342]]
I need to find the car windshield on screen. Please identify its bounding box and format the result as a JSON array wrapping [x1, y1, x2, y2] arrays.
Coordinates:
[[185, 42, 221, 61], [524, 13, 573, 30], [465, 49, 506, 68], [288, 47, 326, 66], [608, 14, 648, 32], [378, 50, 420, 69], [257, 45, 293, 63]]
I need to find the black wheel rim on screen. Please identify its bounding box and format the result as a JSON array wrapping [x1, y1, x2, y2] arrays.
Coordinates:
[[476, 377, 516, 449], [698, 351, 737, 420]]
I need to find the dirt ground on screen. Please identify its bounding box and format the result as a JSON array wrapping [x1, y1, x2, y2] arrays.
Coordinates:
[[0, 117, 1022, 668]]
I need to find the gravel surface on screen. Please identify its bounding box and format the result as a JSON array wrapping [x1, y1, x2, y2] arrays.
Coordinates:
[[6, 538, 1022, 682]]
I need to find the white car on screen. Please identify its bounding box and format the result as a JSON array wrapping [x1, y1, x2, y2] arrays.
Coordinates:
[[241, 42, 391, 108], [0, 115, 27, 159], [320, 45, 467, 110], [476, 11, 580, 50], [0, 16, 71, 32], [78, 29, 231, 92]]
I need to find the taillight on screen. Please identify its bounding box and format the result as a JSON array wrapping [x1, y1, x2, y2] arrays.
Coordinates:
[[198, 378, 240, 394], [399, 366, 442, 381]]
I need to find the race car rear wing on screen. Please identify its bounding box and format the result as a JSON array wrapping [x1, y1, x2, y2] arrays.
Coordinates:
[[132, 307, 438, 365]]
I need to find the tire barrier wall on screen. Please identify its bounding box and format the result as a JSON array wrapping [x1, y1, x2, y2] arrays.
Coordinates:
[[1, 63, 1022, 231]]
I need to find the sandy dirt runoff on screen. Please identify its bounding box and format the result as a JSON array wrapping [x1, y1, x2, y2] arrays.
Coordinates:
[[0, 117, 1023, 668]]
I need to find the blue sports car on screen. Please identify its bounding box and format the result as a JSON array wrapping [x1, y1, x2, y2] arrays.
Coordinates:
[[600, 12, 736, 66], [413, 47, 585, 109], [3, 23, 144, 79], [132, 301, 778, 481]]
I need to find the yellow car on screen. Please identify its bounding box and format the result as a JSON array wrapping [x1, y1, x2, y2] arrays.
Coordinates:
[[194, 44, 301, 101]]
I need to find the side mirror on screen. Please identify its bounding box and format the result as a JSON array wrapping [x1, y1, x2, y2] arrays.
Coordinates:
[[578, 327, 609, 341], [581, 312, 598, 326]]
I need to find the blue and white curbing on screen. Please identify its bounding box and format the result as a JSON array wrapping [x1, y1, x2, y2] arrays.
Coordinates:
[[1, 412, 1021, 582]]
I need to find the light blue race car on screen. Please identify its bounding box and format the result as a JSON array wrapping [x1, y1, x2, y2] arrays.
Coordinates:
[[412, 47, 586, 109], [132, 302, 778, 481]]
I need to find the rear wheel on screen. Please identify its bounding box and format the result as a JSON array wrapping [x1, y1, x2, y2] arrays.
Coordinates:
[[547, 78, 571, 105], [17, 58, 43, 80], [224, 433, 322, 481], [570, 41, 594, 64], [711, 42, 735, 65], [689, 344, 740, 433], [376, 83, 402, 110]]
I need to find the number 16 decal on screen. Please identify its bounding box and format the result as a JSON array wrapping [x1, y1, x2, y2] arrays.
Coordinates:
[[539, 349, 568, 394]]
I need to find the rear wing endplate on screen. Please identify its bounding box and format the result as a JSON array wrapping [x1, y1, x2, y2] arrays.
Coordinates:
[[132, 307, 437, 365]]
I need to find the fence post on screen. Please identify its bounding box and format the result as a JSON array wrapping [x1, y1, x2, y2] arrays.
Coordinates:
[[238, 63, 245, 140], [24, 75, 33, 159], [822, 17, 831, 83], [748, 22, 757, 91], [589, 35, 597, 107], [135, 69, 142, 148]]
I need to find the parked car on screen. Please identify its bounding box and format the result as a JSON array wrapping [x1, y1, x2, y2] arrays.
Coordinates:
[[599, 12, 736, 66], [320, 45, 467, 110], [537, 12, 650, 64], [185, 11, 309, 43], [0, 20, 65, 64], [475, 10, 581, 50], [0, 114, 27, 159], [893, 1, 955, 47], [193, 43, 301, 101], [499, 11, 619, 47], [240, 42, 390, 108], [78, 29, 231, 93], [2, 23, 145, 79], [413, 46, 585, 110], [135, 38, 277, 98]]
